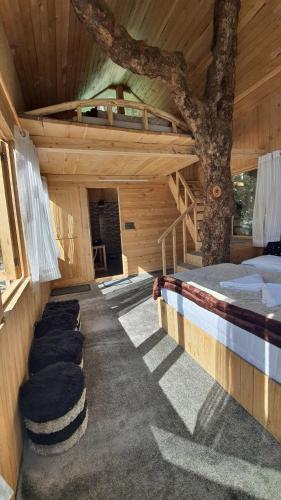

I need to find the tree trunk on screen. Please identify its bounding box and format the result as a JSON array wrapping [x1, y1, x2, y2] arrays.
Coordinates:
[[195, 119, 235, 266]]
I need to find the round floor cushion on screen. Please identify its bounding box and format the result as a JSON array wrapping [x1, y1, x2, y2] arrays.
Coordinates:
[[19, 362, 84, 423], [29, 332, 84, 374], [19, 362, 88, 455], [34, 312, 79, 339], [43, 300, 80, 317]]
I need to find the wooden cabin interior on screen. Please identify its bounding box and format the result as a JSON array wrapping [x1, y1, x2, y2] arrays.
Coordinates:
[[0, 1, 281, 498]]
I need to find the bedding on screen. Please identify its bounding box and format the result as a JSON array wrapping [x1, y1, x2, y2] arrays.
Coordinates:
[[153, 263, 281, 383], [241, 254, 281, 272]]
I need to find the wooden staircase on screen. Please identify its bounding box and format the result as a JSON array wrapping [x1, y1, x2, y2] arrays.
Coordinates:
[[168, 172, 204, 267], [158, 171, 205, 274]]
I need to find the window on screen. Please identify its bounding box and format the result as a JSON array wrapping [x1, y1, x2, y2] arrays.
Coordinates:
[[0, 140, 23, 295], [232, 169, 257, 237]]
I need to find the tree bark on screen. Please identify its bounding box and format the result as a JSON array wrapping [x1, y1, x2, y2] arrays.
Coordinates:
[[71, 0, 241, 266]]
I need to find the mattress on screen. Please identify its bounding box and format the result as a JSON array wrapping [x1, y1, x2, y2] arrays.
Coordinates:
[[160, 264, 281, 384]]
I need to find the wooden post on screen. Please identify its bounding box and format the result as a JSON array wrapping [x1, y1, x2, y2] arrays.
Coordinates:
[[176, 172, 179, 209], [183, 219, 187, 263], [172, 227, 177, 273], [107, 105, 114, 126], [142, 109, 149, 130], [116, 85, 125, 114], [76, 107, 82, 122], [162, 239, 167, 275], [171, 121, 177, 133]]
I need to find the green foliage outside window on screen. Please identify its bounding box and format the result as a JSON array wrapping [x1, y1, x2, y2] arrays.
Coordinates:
[[232, 169, 257, 236]]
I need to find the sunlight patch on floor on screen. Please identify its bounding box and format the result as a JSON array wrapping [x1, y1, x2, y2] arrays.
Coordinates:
[[151, 426, 281, 499]]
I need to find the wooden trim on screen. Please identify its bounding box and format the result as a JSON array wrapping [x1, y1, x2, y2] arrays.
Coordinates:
[[0, 287, 3, 325], [0, 141, 17, 279], [158, 297, 281, 444]]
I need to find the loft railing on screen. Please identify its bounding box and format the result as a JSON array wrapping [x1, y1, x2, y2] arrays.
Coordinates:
[[158, 203, 196, 275], [24, 98, 190, 133]]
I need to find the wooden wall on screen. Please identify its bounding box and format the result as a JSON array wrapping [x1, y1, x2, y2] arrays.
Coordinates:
[[0, 280, 49, 494], [47, 178, 187, 285], [119, 183, 185, 276], [0, 18, 24, 112], [233, 86, 281, 174]]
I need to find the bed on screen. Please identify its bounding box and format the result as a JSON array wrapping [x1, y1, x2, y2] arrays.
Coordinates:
[[154, 263, 281, 443]]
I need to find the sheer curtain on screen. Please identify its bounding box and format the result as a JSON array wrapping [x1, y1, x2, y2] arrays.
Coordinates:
[[253, 151, 281, 247], [14, 127, 61, 282]]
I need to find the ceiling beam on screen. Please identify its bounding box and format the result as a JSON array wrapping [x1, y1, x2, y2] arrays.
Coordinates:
[[32, 135, 263, 161], [32, 136, 197, 159]]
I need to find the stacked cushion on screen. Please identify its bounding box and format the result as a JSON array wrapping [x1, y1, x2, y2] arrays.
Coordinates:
[[263, 241, 281, 256], [19, 362, 88, 455], [29, 331, 84, 375]]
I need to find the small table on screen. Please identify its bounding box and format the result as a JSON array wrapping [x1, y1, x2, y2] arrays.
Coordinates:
[[93, 244, 107, 272]]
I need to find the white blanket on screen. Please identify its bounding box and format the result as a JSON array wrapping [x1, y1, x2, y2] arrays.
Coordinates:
[[262, 283, 281, 308], [220, 273, 264, 292]]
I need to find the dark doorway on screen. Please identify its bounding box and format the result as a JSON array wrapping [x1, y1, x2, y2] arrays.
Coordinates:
[[88, 188, 123, 278]]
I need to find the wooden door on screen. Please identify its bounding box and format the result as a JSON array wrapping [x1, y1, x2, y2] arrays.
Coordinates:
[[49, 185, 94, 287]]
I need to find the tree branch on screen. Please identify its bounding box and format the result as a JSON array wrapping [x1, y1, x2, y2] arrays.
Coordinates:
[[205, 0, 240, 114], [71, 0, 201, 131]]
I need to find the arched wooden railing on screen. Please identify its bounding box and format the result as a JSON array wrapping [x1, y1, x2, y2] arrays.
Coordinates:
[[24, 98, 190, 133], [158, 203, 196, 275]]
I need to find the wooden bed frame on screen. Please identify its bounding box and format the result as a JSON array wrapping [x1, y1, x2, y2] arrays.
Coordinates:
[[158, 297, 281, 444]]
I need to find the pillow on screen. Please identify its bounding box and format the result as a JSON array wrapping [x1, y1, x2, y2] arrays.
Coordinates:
[[263, 241, 281, 256], [241, 255, 281, 273]]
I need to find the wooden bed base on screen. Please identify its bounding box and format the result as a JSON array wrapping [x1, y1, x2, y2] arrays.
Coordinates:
[[158, 297, 281, 444]]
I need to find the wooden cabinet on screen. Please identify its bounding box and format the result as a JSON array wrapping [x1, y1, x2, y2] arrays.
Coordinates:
[[49, 186, 93, 287]]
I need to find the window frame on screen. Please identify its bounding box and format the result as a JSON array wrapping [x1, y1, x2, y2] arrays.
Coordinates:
[[232, 168, 257, 239], [0, 140, 25, 286]]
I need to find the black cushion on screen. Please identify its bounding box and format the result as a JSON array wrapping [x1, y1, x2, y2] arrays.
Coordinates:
[[33, 328, 84, 340], [29, 332, 84, 374], [34, 312, 79, 339], [43, 300, 80, 318], [263, 241, 281, 256], [19, 362, 84, 422], [27, 402, 87, 445]]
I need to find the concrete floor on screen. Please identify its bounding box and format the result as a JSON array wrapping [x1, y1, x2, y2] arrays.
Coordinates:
[[18, 274, 281, 499]]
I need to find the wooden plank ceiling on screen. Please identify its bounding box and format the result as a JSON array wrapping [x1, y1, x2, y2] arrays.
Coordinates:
[[1, 0, 281, 118], [20, 116, 263, 179]]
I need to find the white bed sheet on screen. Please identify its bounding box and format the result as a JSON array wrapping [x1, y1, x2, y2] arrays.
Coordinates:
[[241, 254, 281, 273], [161, 287, 281, 384]]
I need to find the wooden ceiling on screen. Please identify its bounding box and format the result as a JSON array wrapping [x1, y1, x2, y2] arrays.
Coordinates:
[[1, 0, 281, 118]]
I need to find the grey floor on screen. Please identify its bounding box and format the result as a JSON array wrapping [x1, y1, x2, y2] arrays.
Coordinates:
[[18, 274, 281, 500]]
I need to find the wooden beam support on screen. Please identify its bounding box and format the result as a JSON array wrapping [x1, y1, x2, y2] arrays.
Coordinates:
[[45, 174, 169, 186], [32, 135, 196, 158], [32, 135, 263, 161]]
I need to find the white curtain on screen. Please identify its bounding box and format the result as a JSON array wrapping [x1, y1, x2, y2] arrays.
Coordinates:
[[14, 127, 61, 282], [253, 151, 281, 247]]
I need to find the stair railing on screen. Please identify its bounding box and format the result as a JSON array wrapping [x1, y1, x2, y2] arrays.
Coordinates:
[[158, 203, 196, 275], [174, 171, 199, 245]]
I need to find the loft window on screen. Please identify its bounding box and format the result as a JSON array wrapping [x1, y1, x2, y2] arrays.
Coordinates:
[[232, 169, 257, 237]]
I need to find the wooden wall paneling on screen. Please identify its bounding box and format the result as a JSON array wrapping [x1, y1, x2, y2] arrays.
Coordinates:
[[0, 280, 50, 494], [158, 297, 281, 444], [118, 184, 187, 276]]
